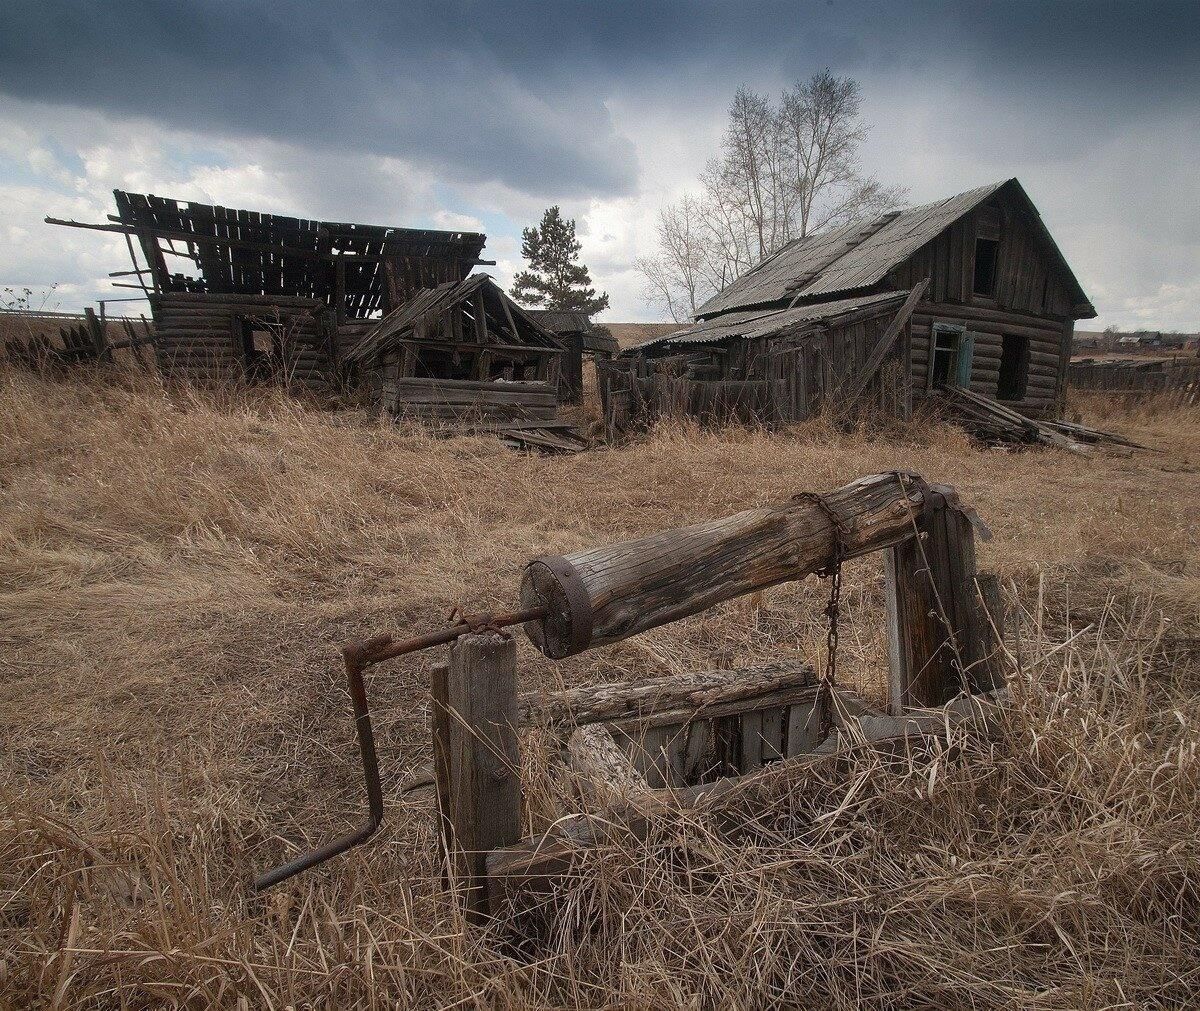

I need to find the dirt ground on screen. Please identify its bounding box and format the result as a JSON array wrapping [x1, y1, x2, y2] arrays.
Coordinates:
[[1, 368, 1197, 1007]]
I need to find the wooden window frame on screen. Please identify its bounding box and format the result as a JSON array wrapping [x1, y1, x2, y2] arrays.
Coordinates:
[[926, 321, 966, 391]]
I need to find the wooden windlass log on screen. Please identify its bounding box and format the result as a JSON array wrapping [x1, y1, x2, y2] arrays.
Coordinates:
[[521, 471, 935, 659]]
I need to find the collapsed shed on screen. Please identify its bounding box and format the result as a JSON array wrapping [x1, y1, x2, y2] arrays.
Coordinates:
[[345, 273, 565, 423], [611, 178, 1096, 434], [48, 191, 489, 388], [602, 290, 918, 436]]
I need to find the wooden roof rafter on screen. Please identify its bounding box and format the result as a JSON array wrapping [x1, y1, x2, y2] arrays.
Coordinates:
[[46, 190, 494, 317], [347, 274, 564, 366]]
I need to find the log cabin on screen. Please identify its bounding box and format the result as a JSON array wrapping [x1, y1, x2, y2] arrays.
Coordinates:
[[614, 179, 1095, 430], [47, 191, 489, 388]]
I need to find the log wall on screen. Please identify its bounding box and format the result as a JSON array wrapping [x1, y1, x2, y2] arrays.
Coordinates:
[[884, 193, 1082, 419], [909, 302, 1070, 417], [151, 292, 333, 387], [382, 376, 558, 423]]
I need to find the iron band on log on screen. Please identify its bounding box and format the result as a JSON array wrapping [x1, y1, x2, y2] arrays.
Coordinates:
[[521, 471, 931, 659]]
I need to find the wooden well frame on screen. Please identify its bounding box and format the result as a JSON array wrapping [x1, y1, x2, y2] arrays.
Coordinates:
[[428, 473, 1008, 923]]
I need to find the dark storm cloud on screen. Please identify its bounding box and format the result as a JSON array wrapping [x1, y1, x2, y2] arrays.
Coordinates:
[[1, 1, 1197, 198]]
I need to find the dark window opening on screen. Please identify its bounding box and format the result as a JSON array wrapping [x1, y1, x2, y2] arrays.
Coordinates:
[[996, 334, 1030, 400], [931, 328, 960, 389], [973, 238, 999, 297], [240, 319, 285, 382]]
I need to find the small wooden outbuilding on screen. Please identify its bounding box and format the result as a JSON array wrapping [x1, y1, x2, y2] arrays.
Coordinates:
[[612, 178, 1095, 432], [346, 274, 566, 424], [525, 309, 618, 403]]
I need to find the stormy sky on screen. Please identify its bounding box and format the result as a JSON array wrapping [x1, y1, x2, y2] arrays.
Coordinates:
[[1, 1, 1197, 327]]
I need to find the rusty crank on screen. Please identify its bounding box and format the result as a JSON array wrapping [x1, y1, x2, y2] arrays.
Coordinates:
[[252, 605, 546, 892]]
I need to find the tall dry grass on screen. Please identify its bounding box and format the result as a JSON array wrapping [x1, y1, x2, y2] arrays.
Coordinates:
[[1, 366, 1198, 1007]]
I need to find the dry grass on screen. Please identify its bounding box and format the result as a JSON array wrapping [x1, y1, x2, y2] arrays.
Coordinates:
[[1, 367, 1198, 1007]]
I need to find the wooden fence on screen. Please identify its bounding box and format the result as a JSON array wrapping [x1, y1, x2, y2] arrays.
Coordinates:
[[2, 307, 154, 370], [598, 368, 785, 436], [1068, 361, 1200, 407]]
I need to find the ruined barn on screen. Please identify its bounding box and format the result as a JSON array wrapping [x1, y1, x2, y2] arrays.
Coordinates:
[[48, 191, 489, 388], [612, 178, 1096, 432]]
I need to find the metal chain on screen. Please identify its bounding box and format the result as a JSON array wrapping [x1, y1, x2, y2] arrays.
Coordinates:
[[793, 491, 851, 738]]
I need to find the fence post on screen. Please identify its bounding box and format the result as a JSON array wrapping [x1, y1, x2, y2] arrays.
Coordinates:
[[84, 307, 110, 363], [885, 493, 999, 712], [433, 633, 521, 923]]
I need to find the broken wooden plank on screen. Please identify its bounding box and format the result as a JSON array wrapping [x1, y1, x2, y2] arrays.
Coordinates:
[[846, 278, 929, 400]]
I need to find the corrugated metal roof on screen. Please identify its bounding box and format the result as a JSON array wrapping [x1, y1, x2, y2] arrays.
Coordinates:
[[525, 309, 595, 333], [624, 290, 910, 354], [695, 179, 1091, 319], [526, 308, 620, 353]]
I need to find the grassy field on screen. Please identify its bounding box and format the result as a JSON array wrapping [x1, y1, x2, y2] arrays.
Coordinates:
[[1, 367, 1198, 1008]]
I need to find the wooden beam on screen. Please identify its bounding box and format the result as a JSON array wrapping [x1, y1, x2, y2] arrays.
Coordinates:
[[520, 472, 931, 659], [565, 724, 653, 808], [884, 490, 995, 710], [846, 278, 929, 400]]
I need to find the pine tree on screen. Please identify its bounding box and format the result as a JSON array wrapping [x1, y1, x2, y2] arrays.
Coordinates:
[[509, 206, 609, 314]]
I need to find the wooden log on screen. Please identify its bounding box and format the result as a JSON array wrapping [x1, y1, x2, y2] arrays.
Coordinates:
[[441, 634, 521, 924], [518, 661, 817, 730], [522, 472, 931, 659], [911, 301, 1066, 332], [566, 724, 653, 807]]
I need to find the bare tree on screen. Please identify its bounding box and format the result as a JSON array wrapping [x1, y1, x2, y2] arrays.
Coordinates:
[[637, 72, 906, 321], [635, 195, 718, 322], [778, 72, 905, 237]]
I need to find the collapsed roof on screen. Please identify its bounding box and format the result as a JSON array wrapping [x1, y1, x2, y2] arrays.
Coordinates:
[[47, 190, 489, 319], [696, 179, 1094, 320], [347, 273, 563, 367]]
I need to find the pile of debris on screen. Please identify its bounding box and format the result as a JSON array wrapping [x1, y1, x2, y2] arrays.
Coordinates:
[[939, 386, 1149, 454]]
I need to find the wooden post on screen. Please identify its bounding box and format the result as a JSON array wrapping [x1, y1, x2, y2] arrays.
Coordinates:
[[885, 493, 995, 711], [430, 660, 452, 879], [84, 307, 109, 362], [972, 572, 1008, 692], [436, 633, 521, 923]]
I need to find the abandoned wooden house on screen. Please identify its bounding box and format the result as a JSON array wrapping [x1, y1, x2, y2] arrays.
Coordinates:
[[47, 191, 489, 388], [611, 178, 1096, 433], [525, 309, 618, 402], [346, 273, 566, 423]]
